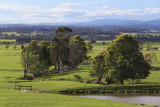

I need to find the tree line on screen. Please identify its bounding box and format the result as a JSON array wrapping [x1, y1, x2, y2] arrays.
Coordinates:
[[134, 33, 160, 42]]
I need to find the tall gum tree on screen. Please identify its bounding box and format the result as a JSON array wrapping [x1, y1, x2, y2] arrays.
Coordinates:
[[21, 40, 39, 79], [50, 36, 70, 72], [69, 35, 88, 69]]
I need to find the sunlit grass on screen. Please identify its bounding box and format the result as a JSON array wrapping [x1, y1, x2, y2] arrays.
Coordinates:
[[0, 40, 159, 107]]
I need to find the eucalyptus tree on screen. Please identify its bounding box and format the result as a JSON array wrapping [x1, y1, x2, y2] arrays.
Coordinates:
[[21, 40, 39, 79], [50, 36, 70, 72], [86, 42, 93, 53], [56, 26, 72, 36], [69, 35, 88, 69]]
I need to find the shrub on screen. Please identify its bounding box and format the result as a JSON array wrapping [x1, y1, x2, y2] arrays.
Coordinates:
[[74, 74, 83, 82], [102, 42, 105, 45], [49, 66, 55, 72], [90, 40, 96, 43], [83, 79, 92, 83]]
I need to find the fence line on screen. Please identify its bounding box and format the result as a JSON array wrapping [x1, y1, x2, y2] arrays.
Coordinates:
[[15, 85, 32, 90]]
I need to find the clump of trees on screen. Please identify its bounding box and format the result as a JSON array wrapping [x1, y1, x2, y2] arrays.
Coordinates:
[[21, 40, 50, 79], [21, 26, 90, 79], [89, 34, 151, 84]]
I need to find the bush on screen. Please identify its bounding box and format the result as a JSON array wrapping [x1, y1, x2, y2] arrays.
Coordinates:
[[83, 79, 92, 83], [74, 74, 83, 82], [102, 42, 105, 45], [152, 47, 158, 50], [26, 74, 35, 80], [49, 66, 55, 72], [90, 40, 96, 43]]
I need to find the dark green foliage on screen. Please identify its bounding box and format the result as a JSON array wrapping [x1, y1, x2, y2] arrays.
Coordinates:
[[39, 40, 52, 66], [90, 40, 96, 43], [51, 27, 89, 72], [89, 52, 107, 84], [56, 26, 72, 36], [105, 34, 151, 84], [27, 40, 39, 54], [50, 36, 70, 71], [21, 45, 24, 50], [69, 35, 88, 69], [57, 85, 160, 95], [32, 60, 48, 76], [21, 40, 51, 79], [74, 74, 83, 82], [86, 42, 93, 53], [102, 41, 105, 45]]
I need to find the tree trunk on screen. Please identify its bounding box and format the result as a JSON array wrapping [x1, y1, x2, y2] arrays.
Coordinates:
[[120, 80, 124, 85], [56, 63, 60, 72], [60, 60, 62, 72], [24, 70, 27, 80], [96, 77, 101, 84], [106, 78, 111, 85]]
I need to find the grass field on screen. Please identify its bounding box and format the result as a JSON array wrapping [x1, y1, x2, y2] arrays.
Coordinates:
[[121, 32, 160, 37], [0, 40, 160, 107]]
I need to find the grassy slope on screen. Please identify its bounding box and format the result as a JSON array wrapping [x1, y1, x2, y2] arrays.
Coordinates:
[[0, 41, 158, 107]]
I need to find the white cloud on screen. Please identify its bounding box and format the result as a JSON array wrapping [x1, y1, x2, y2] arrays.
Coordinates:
[[59, 3, 86, 8], [87, 0, 109, 4], [0, 1, 160, 23], [87, 1, 99, 4], [85, 8, 160, 17], [0, 2, 38, 13], [100, 6, 109, 9], [0, 2, 85, 23]]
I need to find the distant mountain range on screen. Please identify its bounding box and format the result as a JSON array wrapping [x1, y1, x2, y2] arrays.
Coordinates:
[[1, 19, 160, 29], [68, 19, 160, 26], [31, 19, 160, 29], [70, 19, 144, 26]]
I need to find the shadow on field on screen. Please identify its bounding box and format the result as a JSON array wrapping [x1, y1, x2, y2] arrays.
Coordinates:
[[0, 69, 21, 72], [39, 65, 90, 79], [8, 80, 33, 83]]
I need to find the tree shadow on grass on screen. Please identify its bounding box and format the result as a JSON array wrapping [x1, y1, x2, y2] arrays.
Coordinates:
[[0, 69, 21, 72], [39, 65, 90, 79]]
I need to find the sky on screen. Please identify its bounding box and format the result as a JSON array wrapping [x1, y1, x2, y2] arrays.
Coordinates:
[[0, 0, 159, 23]]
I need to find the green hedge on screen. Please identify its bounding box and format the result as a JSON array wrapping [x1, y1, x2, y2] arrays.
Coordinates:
[[55, 85, 160, 94]]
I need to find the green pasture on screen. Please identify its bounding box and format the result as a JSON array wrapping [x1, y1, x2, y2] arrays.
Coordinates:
[[142, 42, 160, 48], [1, 32, 20, 36], [1, 40, 160, 106], [0, 39, 16, 42], [0, 52, 145, 107], [0, 39, 25, 50], [121, 32, 160, 37], [1, 32, 43, 36]]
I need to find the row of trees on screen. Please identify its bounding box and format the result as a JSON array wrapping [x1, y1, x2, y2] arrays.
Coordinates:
[[89, 34, 151, 84], [134, 33, 160, 42], [21, 26, 92, 79]]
